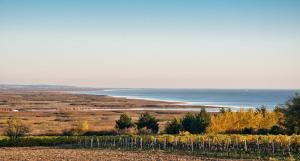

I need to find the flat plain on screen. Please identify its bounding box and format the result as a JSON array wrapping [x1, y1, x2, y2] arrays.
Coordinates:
[[0, 90, 214, 135]]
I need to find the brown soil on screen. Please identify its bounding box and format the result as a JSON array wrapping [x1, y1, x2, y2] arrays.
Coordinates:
[[0, 147, 252, 161]]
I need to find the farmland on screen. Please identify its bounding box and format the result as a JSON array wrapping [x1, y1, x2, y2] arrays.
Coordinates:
[[0, 134, 299, 160], [0, 90, 202, 135], [0, 147, 248, 161]]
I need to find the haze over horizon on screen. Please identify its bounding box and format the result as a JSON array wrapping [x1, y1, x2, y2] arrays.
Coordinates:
[[1, 0, 300, 89]]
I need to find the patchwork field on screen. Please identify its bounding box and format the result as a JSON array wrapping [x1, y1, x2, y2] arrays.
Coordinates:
[[0, 90, 213, 135]]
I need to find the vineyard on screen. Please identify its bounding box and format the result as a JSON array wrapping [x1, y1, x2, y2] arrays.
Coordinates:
[[0, 134, 299, 160]]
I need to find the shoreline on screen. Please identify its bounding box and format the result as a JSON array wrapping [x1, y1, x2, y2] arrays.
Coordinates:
[[71, 92, 227, 112], [1, 90, 224, 112], [70, 88, 299, 110]]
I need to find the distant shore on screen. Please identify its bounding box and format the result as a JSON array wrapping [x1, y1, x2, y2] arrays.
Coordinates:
[[74, 88, 298, 110], [72, 90, 231, 111]]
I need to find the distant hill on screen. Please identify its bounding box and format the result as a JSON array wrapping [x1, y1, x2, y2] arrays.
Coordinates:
[[0, 84, 100, 91]]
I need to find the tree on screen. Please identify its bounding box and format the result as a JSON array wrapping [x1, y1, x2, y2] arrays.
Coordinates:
[[165, 118, 182, 134], [256, 105, 267, 117], [219, 108, 226, 114], [181, 112, 196, 133], [4, 117, 30, 139], [115, 113, 134, 130], [181, 109, 211, 134], [136, 112, 159, 134], [193, 108, 210, 133], [207, 108, 281, 134], [282, 94, 300, 134]]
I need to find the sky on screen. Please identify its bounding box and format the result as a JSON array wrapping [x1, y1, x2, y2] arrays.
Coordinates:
[[0, 0, 299, 89]]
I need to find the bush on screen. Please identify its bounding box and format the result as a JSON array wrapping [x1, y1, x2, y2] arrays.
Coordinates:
[[4, 117, 30, 139], [136, 112, 159, 134], [117, 128, 137, 135], [165, 118, 182, 134], [241, 127, 255, 134], [115, 113, 134, 130], [138, 127, 152, 135], [0, 136, 77, 147], [79, 120, 89, 131], [64, 120, 89, 136], [256, 128, 269, 135], [269, 125, 285, 135], [84, 130, 118, 136], [179, 131, 190, 135]]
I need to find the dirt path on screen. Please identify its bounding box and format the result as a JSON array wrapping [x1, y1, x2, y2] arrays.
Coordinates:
[[0, 147, 254, 161]]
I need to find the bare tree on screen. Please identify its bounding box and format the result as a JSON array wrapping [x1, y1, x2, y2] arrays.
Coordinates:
[[4, 117, 30, 139]]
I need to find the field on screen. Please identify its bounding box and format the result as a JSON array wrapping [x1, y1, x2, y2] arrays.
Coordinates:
[[0, 147, 249, 161], [0, 90, 214, 135]]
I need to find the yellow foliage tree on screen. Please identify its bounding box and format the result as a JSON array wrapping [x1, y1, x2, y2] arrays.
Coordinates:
[[207, 108, 283, 134], [78, 120, 89, 132], [66, 120, 89, 135]]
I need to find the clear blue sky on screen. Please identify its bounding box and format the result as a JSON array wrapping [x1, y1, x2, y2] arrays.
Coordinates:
[[0, 0, 299, 89]]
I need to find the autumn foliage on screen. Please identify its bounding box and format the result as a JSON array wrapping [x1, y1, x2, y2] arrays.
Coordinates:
[[207, 108, 284, 134]]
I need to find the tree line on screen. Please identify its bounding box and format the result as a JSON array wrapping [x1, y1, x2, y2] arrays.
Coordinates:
[[115, 94, 300, 135]]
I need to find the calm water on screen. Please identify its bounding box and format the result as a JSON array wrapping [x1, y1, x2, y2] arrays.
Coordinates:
[[79, 89, 299, 110]]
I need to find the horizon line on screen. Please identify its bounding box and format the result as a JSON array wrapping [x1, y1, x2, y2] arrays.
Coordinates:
[[1, 83, 300, 90]]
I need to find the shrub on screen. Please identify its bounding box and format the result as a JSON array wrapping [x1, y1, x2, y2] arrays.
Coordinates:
[[64, 120, 89, 136], [4, 117, 30, 139], [84, 130, 117, 136], [269, 125, 285, 135], [118, 128, 137, 135], [136, 112, 159, 134], [165, 118, 182, 134], [115, 113, 134, 130], [241, 127, 255, 134], [256, 128, 269, 135], [138, 127, 152, 135], [179, 131, 190, 136]]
